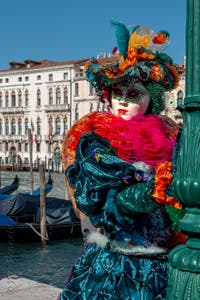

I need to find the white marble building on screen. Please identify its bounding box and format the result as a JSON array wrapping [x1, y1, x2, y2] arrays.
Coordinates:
[[0, 57, 185, 171]]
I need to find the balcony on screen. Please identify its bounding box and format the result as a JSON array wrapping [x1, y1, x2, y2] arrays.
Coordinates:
[[0, 134, 28, 142], [52, 134, 63, 142], [44, 104, 70, 112], [44, 134, 63, 143], [0, 107, 29, 114]]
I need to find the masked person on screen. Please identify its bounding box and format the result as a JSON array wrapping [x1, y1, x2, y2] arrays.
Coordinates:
[[59, 20, 186, 300]]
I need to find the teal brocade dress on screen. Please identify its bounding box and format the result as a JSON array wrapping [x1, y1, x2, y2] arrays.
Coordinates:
[[59, 132, 177, 300]]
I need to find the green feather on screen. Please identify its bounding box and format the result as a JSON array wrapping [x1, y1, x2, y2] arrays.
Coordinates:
[[111, 19, 130, 58]]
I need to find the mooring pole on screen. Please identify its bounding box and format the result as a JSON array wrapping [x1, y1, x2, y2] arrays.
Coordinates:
[[28, 128, 34, 195], [39, 163, 47, 248], [167, 1, 200, 298]]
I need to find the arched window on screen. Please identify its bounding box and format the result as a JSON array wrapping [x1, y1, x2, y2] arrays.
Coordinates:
[[54, 147, 61, 171], [37, 89, 41, 106], [63, 117, 68, 134], [55, 117, 61, 134], [89, 103, 94, 112], [177, 90, 184, 106], [11, 91, 16, 107], [75, 103, 79, 121], [5, 118, 9, 135], [56, 87, 61, 104], [10, 146, 17, 164], [37, 118, 41, 135], [25, 118, 29, 135], [18, 118, 22, 135], [0, 92, 2, 107], [5, 91, 9, 107], [25, 89, 29, 106], [75, 83, 79, 97], [49, 88, 53, 105], [11, 118, 16, 134], [18, 90, 22, 107], [48, 117, 53, 135], [0, 119, 2, 135], [64, 87, 68, 104], [97, 102, 100, 111]]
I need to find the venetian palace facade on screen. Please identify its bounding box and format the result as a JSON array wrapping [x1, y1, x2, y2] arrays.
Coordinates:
[[0, 56, 185, 171]]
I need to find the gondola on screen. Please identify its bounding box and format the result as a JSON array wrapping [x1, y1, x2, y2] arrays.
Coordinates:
[[0, 174, 53, 201], [0, 193, 82, 242], [0, 175, 19, 194], [24, 174, 53, 196]]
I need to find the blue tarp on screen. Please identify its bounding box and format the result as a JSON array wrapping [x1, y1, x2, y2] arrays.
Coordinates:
[[0, 214, 20, 225], [0, 193, 79, 225]]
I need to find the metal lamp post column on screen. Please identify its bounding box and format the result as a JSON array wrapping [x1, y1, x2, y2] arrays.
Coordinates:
[[167, 0, 200, 299]]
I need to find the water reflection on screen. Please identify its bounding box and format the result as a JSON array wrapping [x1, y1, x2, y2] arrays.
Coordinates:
[[1, 237, 83, 288]]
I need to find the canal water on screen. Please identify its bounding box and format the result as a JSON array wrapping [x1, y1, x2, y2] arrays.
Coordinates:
[[0, 171, 84, 288]]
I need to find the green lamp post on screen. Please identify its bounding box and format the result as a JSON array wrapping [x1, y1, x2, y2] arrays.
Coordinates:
[[167, 0, 200, 299]]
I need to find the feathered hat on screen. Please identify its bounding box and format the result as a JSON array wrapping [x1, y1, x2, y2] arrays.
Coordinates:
[[85, 20, 179, 114]]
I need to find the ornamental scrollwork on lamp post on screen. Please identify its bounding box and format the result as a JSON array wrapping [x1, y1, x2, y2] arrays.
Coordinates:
[[167, 1, 200, 299]]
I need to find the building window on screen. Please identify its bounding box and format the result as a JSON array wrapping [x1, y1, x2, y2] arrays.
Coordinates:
[[49, 74, 53, 81], [25, 76, 29, 81], [48, 117, 53, 136], [36, 143, 40, 152], [49, 88, 53, 105], [90, 103, 94, 112], [0, 119, 2, 135], [18, 77, 22, 82], [75, 83, 79, 97], [63, 87, 68, 104], [11, 118, 16, 134], [37, 75, 41, 80], [25, 89, 29, 106], [56, 87, 61, 104], [18, 143, 21, 152], [63, 73, 68, 80], [25, 118, 29, 135], [5, 119, 9, 135], [177, 90, 184, 106], [5, 142, 8, 152], [97, 102, 100, 111], [63, 118, 68, 134], [0, 92, 2, 107], [0, 79, 2, 84], [18, 118, 22, 135], [75, 104, 79, 121], [5, 91, 9, 107], [24, 143, 28, 152], [37, 89, 41, 106], [55, 117, 61, 134], [5, 78, 9, 83], [11, 91, 16, 107], [37, 118, 41, 135], [18, 90, 22, 107]]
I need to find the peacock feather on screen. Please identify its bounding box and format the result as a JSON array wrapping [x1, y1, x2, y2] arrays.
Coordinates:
[[111, 19, 130, 58]]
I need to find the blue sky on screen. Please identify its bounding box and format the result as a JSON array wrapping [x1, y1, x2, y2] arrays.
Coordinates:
[[0, 0, 186, 69]]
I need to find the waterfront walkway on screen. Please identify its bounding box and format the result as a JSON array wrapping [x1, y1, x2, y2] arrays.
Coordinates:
[[0, 276, 61, 300]]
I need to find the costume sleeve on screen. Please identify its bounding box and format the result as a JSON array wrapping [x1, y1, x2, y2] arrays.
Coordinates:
[[66, 132, 140, 231], [115, 179, 159, 216]]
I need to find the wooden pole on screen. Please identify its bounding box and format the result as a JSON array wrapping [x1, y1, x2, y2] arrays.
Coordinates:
[[0, 157, 1, 189], [28, 128, 34, 195], [39, 163, 47, 247]]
